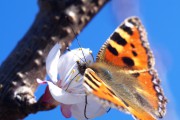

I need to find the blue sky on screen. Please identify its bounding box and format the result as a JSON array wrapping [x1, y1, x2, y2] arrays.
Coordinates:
[[0, 0, 180, 120]]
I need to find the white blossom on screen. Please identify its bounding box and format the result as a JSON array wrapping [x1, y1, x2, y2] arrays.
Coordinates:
[[38, 43, 110, 119]]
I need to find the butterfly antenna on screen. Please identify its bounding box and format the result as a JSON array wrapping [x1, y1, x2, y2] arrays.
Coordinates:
[[69, 24, 87, 64]]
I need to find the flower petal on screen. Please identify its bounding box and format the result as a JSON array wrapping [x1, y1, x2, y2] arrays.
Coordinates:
[[71, 95, 110, 120], [58, 48, 94, 93], [44, 44, 109, 119], [46, 43, 61, 83], [61, 104, 72, 118], [47, 81, 85, 104]]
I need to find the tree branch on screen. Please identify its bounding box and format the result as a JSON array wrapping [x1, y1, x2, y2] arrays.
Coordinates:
[[0, 0, 109, 119]]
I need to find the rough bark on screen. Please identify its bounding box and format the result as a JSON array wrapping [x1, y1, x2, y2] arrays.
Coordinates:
[[0, 0, 109, 119]]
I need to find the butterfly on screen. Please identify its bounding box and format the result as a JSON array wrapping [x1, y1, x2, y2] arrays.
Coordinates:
[[78, 17, 167, 120]]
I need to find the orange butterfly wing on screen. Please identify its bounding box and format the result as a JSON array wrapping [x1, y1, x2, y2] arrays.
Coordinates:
[[131, 69, 167, 118], [84, 68, 157, 120], [97, 17, 154, 70], [84, 17, 167, 120], [84, 68, 127, 109], [97, 17, 166, 117]]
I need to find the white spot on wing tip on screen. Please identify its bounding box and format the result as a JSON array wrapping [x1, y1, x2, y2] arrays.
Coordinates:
[[125, 21, 134, 28]]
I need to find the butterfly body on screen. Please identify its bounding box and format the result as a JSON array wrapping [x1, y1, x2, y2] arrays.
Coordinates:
[[82, 17, 167, 120]]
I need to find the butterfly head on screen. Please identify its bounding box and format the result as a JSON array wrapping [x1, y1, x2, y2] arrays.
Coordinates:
[[77, 60, 87, 75]]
